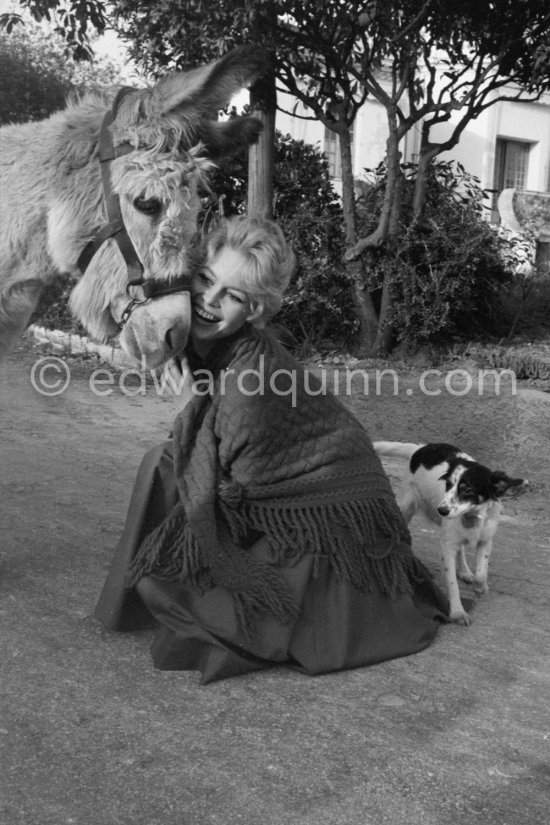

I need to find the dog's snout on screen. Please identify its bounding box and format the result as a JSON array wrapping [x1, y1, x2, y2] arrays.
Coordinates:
[[437, 505, 451, 517]]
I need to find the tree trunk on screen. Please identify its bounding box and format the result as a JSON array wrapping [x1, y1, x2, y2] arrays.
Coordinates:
[[248, 64, 276, 219], [369, 110, 403, 356], [338, 125, 378, 353], [412, 126, 441, 219], [370, 164, 403, 356]]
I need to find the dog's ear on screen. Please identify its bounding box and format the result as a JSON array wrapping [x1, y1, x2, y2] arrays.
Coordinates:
[[505, 476, 529, 497], [490, 472, 528, 498]]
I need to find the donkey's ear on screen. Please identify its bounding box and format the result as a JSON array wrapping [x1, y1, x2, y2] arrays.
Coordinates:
[[156, 45, 266, 118], [196, 116, 263, 159]]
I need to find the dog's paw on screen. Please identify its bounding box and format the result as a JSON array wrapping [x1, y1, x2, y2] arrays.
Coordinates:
[[473, 580, 489, 595], [449, 608, 472, 626], [458, 570, 474, 584]]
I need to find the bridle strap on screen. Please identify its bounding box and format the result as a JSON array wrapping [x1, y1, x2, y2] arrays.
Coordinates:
[[76, 220, 124, 273], [117, 275, 194, 330], [77, 88, 194, 334], [77, 87, 143, 280], [135, 277, 194, 300]]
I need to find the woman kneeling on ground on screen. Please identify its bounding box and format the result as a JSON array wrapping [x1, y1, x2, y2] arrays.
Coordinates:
[[94, 215, 446, 684]]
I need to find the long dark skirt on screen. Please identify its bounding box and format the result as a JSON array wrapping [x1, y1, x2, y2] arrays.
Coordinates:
[[94, 442, 446, 684]]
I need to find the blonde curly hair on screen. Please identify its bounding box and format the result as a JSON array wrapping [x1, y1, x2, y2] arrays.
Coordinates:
[[205, 215, 296, 325]]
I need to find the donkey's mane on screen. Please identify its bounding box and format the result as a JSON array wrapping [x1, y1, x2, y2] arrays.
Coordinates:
[[112, 146, 215, 201], [116, 88, 206, 156], [61, 84, 207, 156], [63, 89, 123, 135]]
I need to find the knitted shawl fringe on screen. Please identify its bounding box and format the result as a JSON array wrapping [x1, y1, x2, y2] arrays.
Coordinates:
[[221, 496, 419, 599], [126, 493, 429, 629], [126, 500, 298, 629]]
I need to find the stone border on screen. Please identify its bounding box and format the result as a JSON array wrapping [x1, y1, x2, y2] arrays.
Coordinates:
[[28, 324, 137, 370], [28, 324, 550, 385]]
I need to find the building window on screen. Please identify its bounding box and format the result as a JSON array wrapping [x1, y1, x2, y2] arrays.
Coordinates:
[[324, 128, 340, 178], [494, 138, 530, 190], [324, 125, 354, 179], [492, 138, 532, 220]]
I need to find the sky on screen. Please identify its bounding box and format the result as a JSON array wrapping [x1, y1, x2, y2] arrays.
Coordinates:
[[0, 0, 250, 103], [0, 0, 138, 77]]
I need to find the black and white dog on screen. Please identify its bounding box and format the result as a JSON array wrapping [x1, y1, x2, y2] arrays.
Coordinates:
[[373, 441, 527, 625]]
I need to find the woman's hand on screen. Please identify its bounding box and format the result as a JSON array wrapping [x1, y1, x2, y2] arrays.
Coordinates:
[[160, 356, 195, 407]]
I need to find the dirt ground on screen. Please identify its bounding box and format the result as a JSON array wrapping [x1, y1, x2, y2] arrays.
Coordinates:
[[1, 335, 549, 825]]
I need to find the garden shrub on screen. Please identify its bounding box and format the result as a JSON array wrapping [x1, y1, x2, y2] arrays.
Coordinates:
[[356, 160, 514, 347], [275, 135, 353, 350], [0, 25, 121, 126], [489, 345, 550, 381]]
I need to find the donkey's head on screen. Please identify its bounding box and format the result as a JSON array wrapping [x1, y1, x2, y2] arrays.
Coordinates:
[[68, 46, 264, 369]]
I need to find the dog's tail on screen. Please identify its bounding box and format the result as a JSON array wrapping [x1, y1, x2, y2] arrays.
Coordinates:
[[373, 441, 423, 460]]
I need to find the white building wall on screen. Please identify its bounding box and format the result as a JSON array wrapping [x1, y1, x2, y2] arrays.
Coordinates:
[[276, 92, 324, 150], [276, 89, 401, 192], [430, 95, 550, 192], [275, 86, 550, 196], [353, 98, 394, 176], [497, 99, 550, 192], [430, 105, 495, 187]]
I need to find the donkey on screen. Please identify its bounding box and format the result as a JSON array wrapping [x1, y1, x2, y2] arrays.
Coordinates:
[[0, 46, 264, 368]]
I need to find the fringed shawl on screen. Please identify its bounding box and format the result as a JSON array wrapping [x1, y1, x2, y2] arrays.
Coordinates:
[[127, 327, 423, 629]]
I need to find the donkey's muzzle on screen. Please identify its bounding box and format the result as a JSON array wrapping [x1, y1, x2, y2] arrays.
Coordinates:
[[118, 291, 192, 369], [166, 322, 190, 356]]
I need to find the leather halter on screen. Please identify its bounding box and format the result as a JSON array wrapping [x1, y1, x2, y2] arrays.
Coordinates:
[[77, 88, 192, 330]]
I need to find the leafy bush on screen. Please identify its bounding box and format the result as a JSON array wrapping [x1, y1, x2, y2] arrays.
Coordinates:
[[0, 24, 121, 126], [274, 135, 353, 350], [496, 228, 550, 337], [489, 345, 550, 381], [356, 160, 514, 347]]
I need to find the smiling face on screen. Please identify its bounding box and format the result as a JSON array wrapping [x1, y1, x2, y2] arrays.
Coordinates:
[[190, 246, 259, 353]]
